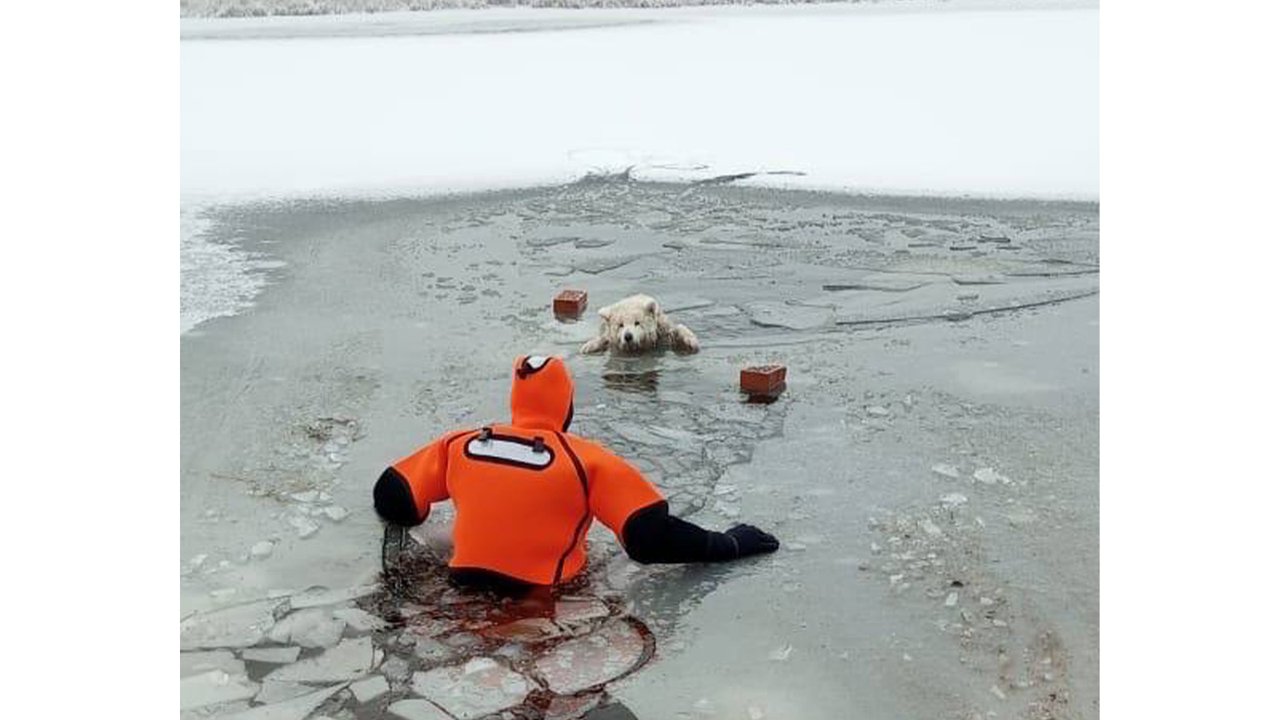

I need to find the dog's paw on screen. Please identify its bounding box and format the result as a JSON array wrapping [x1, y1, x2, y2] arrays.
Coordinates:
[[671, 324, 700, 354], [580, 337, 609, 354]]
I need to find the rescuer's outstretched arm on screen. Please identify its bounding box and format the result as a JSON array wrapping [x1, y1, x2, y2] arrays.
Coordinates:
[[373, 430, 466, 526], [620, 500, 780, 564], [578, 439, 780, 564]]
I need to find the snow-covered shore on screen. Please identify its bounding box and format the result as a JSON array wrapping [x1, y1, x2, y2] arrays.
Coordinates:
[[182, 1, 1098, 204]]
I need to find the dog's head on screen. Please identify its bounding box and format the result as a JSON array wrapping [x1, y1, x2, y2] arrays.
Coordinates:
[[599, 295, 662, 353]]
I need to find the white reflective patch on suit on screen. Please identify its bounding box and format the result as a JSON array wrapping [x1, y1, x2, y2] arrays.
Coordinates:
[[525, 355, 550, 370], [466, 437, 553, 468]]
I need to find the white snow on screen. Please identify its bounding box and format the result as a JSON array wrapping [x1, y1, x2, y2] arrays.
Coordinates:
[[181, 2, 1098, 205]]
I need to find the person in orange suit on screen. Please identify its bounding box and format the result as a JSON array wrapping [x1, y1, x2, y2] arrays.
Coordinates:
[[373, 354, 779, 590]]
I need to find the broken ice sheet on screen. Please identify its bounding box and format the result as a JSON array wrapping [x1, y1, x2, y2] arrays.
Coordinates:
[[181, 670, 259, 710], [767, 644, 794, 662], [349, 674, 389, 703], [554, 596, 610, 625], [242, 646, 301, 664], [254, 680, 314, 705], [331, 607, 388, 632], [387, 699, 454, 720], [289, 584, 378, 609], [931, 463, 961, 480], [973, 467, 1011, 485], [221, 683, 346, 720], [742, 301, 833, 330], [411, 658, 533, 720], [181, 598, 286, 651], [266, 636, 376, 683], [181, 649, 245, 678], [289, 516, 320, 539], [533, 619, 647, 694], [476, 616, 560, 643], [267, 607, 346, 648]]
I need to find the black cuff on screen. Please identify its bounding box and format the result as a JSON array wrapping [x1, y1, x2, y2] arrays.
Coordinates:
[[373, 467, 424, 526], [622, 501, 733, 564]]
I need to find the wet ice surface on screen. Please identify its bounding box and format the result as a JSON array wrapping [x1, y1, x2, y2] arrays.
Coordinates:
[[181, 180, 1097, 719]]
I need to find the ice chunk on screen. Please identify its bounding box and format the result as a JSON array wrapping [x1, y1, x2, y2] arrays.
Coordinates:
[[767, 644, 793, 662], [973, 467, 1010, 485], [480, 617, 565, 643], [289, 584, 378, 609], [945, 592, 959, 607], [290, 491, 320, 503], [242, 646, 301, 664], [267, 608, 346, 649], [865, 405, 891, 418], [221, 684, 346, 720], [931, 463, 961, 480], [919, 519, 943, 538], [414, 636, 460, 663], [251, 541, 275, 560], [331, 607, 388, 633], [387, 699, 454, 720], [266, 636, 375, 683], [748, 706, 767, 720], [554, 596, 610, 625], [289, 516, 320, 539], [322, 505, 350, 523], [533, 619, 647, 694], [254, 680, 314, 705], [349, 674, 389, 703], [412, 658, 532, 720], [181, 650, 244, 678], [939, 493, 969, 507], [181, 670, 259, 710], [544, 693, 604, 720], [743, 301, 833, 330], [381, 654, 411, 682], [714, 501, 741, 519], [181, 598, 286, 651]]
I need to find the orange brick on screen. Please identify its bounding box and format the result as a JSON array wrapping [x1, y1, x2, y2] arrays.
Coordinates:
[[553, 289, 588, 318], [740, 364, 787, 396]]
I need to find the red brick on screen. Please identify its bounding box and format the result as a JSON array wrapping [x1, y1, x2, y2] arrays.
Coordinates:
[[553, 289, 588, 318], [740, 364, 787, 396]]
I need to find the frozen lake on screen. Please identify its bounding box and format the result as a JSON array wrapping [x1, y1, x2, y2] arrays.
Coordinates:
[[181, 4, 1097, 719], [180, 181, 1098, 719]]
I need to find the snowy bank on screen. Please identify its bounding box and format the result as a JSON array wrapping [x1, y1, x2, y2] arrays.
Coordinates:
[[181, 2, 1098, 204]]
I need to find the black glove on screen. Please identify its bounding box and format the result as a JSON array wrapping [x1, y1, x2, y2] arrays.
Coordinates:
[[724, 524, 780, 558]]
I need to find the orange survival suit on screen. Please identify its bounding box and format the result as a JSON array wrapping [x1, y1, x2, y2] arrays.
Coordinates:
[[373, 355, 780, 586]]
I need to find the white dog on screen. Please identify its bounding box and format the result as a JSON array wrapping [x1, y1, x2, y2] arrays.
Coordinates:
[[579, 294, 700, 355]]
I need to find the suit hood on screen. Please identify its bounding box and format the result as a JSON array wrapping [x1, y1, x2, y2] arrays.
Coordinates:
[[509, 355, 575, 432]]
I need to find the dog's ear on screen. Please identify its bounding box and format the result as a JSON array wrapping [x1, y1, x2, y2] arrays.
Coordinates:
[[597, 305, 613, 320], [644, 298, 658, 315]]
